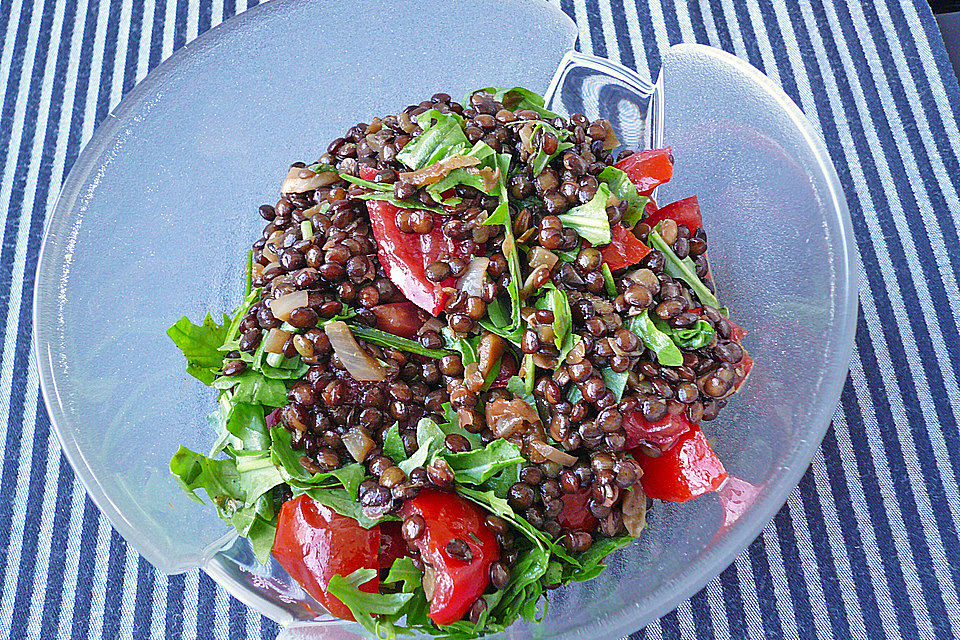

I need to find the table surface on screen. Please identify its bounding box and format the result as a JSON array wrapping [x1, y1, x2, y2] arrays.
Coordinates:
[[4, 0, 960, 638]]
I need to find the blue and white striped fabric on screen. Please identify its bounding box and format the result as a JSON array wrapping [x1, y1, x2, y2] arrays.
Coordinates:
[[2, 0, 958, 637]]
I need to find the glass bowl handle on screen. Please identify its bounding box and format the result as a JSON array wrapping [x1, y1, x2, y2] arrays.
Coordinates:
[[543, 50, 664, 152]]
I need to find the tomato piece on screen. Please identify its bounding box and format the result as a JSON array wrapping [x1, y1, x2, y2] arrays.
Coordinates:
[[599, 224, 651, 271], [734, 350, 753, 392], [557, 487, 599, 532], [489, 352, 519, 389], [614, 147, 674, 195], [623, 410, 696, 451], [371, 301, 426, 339], [399, 489, 499, 625], [726, 316, 748, 342], [632, 425, 728, 502], [359, 165, 456, 316], [377, 521, 408, 570], [272, 495, 380, 621], [643, 195, 703, 234]]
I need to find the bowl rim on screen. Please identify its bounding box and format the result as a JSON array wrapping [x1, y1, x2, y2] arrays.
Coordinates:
[[31, 2, 858, 632]]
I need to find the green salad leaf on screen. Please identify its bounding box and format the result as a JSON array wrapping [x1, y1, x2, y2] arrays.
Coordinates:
[[668, 319, 716, 350], [347, 323, 451, 359], [598, 166, 650, 228], [398, 109, 468, 170], [442, 438, 524, 485], [558, 183, 612, 246], [167, 312, 231, 385], [626, 310, 683, 367], [647, 225, 719, 308], [601, 263, 617, 297], [327, 569, 416, 636], [600, 367, 630, 403], [382, 423, 406, 462], [466, 87, 560, 119], [529, 121, 574, 176]]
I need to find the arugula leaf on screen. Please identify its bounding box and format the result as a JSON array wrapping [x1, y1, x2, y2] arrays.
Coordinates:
[[467, 87, 560, 119], [382, 423, 406, 462], [397, 109, 468, 170], [167, 313, 230, 384], [443, 328, 479, 365], [425, 141, 500, 198], [489, 546, 550, 624], [558, 183, 612, 246], [354, 191, 448, 215], [480, 357, 502, 392], [563, 535, 635, 582], [257, 358, 310, 380], [234, 452, 285, 507], [383, 557, 423, 593], [505, 375, 536, 409], [305, 162, 338, 174], [626, 310, 683, 367], [648, 226, 719, 308], [170, 445, 242, 508], [529, 122, 574, 176], [398, 418, 446, 476], [220, 288, 261, 352], [348, 323, 451, 359], [441, 438, 524, 485], [340, 173, 393, 191], [544, 285, 572, 350], [670, 319, 716, 350], [601, 263, 617, 297], [598, 166, 650, 228], [270, 426, 365, 497], [488, 461, 520, 499], [222, 371, 289, 407], [600, 367, 630, 403], [224, 402, 270, 451], [326, 569, 415, 636], [302, 485, 399, 529]]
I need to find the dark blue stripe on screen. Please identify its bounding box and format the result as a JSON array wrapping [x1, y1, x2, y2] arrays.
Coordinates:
[[688, 588, 715, 640], [173, 0, 187, 50], [559, 0, 578, 51], [101, 531, 129, 640], [9, 404, 54, 639], [131, 558, 156, 640], [627, 0, 661, 82], [821, 392, 891, 639], [909, 0, 960, 131], [703, 0, 735, 54], [38, 461, 76, 640], [746, 536, 785, 640], [658, 0, 682, 44], [771, 506, 819, 640], [199, 0, 212, 35], [788, 1, 960, 626], [147, 0, 164, 70], [582, 0, 607, 58], [94, 0, 123, 125], [658, 608, 681, 640], [726, 1, 765, 73], [69, 501, 102, 640], [260, 616, 280, 640], [794, 456, 856, 640], [0, 0, 16, 53], [683, 0, 709, 43], [717, 562, 748, 639], [222, 0, 235, 20], [754, 3, 802, 104], [197, 571, 217, 637], [122, 0, 144, 94], [165, 573, 185, 640], [606, 0, 636, 70], [230, 592, 248, 639], [0, 0, 35, 172]]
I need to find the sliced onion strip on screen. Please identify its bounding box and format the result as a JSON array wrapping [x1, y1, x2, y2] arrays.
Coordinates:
[[528, 440, 578, 466], [323, 321, 386, 381], [456, 257, 490, 298], [263, 328, 290, 354], [267, 290, 308, 322], [281, 166, 339, 193]]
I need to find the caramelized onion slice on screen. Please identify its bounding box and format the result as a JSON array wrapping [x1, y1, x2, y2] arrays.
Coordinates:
[[528, 440, 578, 467], [341, 427, 375, 463], [399, 155, 480, 186], [281, 166, 339, 193], [267, 290, 309, 322], [621, 482, 647, 536], [456, 257, 490, 298], [323, 321, 386, 382], [263, 328, 290, 354]]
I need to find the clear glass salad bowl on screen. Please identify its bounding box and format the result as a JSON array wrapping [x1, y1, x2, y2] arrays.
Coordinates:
[[33, 0, 857, 638]]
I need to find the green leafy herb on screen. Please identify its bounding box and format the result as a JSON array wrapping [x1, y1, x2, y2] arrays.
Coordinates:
[[326, 569, 415, 636], [600, 367, 630, 403], [305, 162, 338, 174], [382, 423, 406, 462], [397, 109, 468, 170], [466, 87, 560, 119], [218, 371, 289, 407], [303, 485, 398, 529], [340, 173, 393, 191], [167, 313, 230, 385], [353, 190, 448, 215], [529, 122, 574, 176], [670, 319, 716, 349], [563, 535, 635, 582], [425, 141, 499, 198], [601, 263, 617, 297], [539, 285, 572, 350], [397, 418, 446, 476], [441, 438, 524, 485], [270, 426, 365, 496], [598, 166, 650, 228], [348, 323, 451, 359], [223, 402, 270, 451], [648, 226, 719, 308], [558, 183, 612, 246], [480, 357, 502, 392], [382, 557, 423, 593], [626, 310, 683, 367]]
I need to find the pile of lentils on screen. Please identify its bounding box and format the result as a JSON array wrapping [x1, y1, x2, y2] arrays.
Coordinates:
[[218, 90, 749, 576]]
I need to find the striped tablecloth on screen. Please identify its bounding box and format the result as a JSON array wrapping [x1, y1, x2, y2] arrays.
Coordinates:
[[4, 0, 959, 638]]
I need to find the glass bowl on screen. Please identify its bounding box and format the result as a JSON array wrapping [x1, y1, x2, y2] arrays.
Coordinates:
[[33, 0, 857, 638]]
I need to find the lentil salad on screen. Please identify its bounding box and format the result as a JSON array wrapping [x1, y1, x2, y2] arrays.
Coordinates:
[[167, 87, 752, 637]]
